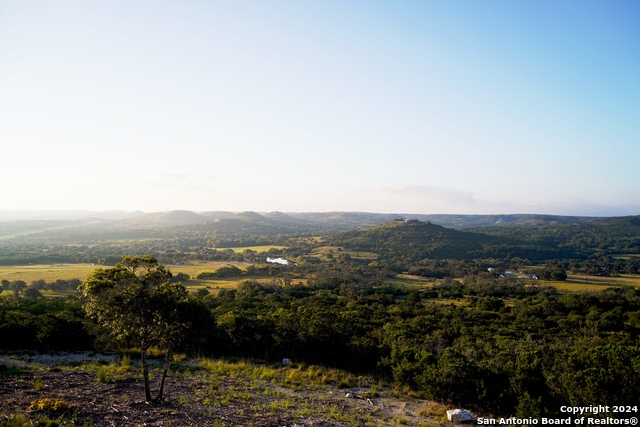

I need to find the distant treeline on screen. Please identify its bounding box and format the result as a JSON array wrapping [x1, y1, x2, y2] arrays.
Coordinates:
[[0, 240, 293, 266], [1, 278, 82, 295]]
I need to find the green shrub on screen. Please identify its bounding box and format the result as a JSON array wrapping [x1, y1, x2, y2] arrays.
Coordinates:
[[0, 413, 32, 427], [96, 366, 112, 383], [28, 398, 70, 412]]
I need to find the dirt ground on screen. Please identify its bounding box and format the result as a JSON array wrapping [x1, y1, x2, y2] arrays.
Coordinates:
[[0, 352, 453, 427]]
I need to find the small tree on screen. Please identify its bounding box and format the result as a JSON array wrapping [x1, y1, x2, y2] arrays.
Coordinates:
[[79, 256, 190, 402], [9, 280, 27, 295]]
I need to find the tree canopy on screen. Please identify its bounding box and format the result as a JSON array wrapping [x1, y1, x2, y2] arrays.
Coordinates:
[[79, 256, 191, 402]]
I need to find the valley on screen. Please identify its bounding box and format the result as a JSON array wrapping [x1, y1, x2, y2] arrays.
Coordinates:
[[1, 210, 639, 426]]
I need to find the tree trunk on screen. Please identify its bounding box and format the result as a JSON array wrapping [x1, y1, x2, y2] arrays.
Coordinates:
[[140, 345, 153, 402], [155, 349, 173, 402]]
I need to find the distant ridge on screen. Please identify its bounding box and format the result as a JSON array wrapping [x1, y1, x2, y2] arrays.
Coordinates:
[[325, 219, 501, 261], [0, 209, 603, 227]]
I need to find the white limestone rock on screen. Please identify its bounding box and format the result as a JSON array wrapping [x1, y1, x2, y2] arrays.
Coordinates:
[[446, 409, 474, 423]]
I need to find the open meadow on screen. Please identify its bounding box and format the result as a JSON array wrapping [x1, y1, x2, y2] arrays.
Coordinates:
[[0, 262, 310, 296], [0, 262, 253, 284], [311, 245, 378, 261], [0, 264, 103, 283], [215, 245, 288, 253], [542, 273, 640, 293], [2, 263, 639, 297]]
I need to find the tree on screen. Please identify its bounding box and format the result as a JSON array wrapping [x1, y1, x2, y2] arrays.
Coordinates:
[[546, 344, 640, 406], [9, 280, 27, 295], [23, 288, 44, 299], [540, 267, 567, 281], [170, 272, 190, 283], [79, 256, 191, 402]]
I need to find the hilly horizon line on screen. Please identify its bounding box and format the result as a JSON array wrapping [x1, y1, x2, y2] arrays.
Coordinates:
[[0, 208, 615, 220], [1, 209, 631, 231]]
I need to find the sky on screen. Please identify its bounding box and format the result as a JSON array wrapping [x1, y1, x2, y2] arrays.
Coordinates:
[[1, 0, 639, 216]]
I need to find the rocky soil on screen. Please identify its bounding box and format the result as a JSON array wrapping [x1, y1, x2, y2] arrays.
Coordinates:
[[0, 352, 451, 427]]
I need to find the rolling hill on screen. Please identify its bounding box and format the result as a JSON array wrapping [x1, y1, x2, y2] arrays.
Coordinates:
[[324, 219, 505, 263]]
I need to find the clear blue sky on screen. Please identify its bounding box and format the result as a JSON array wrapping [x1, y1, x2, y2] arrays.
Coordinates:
[[2, 0, 639, 215]]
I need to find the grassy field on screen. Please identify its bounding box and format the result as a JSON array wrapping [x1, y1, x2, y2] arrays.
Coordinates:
[[2, 263, 639, 297], [167, 261, 251, 276], [186, 276, 279, 293], [610, 254, 640, 259], [170, 262, 293, 293], [0, 264, 103, 283], [311, 245, 378, 261], [0, 262, 254, 284], [544, 274, 640, 293], [0, 262, 306, 297], [390, 273, 640, 295], [214, 245, 287, 253], [385, 274, 436, 290]]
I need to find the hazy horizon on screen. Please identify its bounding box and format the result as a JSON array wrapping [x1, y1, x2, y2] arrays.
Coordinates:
[[2, 1, 639, 217], [0, 207, 634, 223]]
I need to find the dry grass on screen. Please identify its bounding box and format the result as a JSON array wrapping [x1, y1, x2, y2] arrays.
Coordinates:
[[186, 276, 281, 293], [311, 246, 378, 261], [418, 401, 449, 424], [542, 274, 640, 293], [213, 245, 288, 253], [0, 264, 104, 283], [0, 263, 263, 295], [385, 275, 436, 289], [1, 354, 452, 426], [167, 262, 251, 276], [432, 299, 469, 307]]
